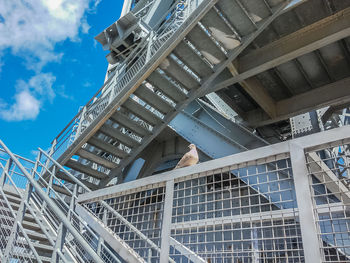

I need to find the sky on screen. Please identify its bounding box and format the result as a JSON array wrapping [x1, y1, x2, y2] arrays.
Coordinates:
[[0, 0, 123, 159]]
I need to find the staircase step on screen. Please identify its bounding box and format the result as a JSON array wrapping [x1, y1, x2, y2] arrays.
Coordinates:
[[200, 8, 241, 50], [186, 24, 226, 65], [173, 40, 213, 78], [55, 171, 98, 190], [3, 184, 24, 198], [0, 214, 42, 231], [3, 192, 22, 204], [77, 148, 118, 170], [10, 252, 51, 263], [159, 55, 199, 89], [239, 0, 271, 23], [52, 184, 72, 196], [88, 136, 129, 159], [32, 242, 54, 254], [216, 0, 256, 36], [99, 124, 141, 148], [65, 160, 108, 180], [123, 98, 163, 126], [111, 111, 152, 137], [0, 204, 37, 223], [147, 71, 187, 102], [1, 223, 49, 243], [134, 85, 174, 114]]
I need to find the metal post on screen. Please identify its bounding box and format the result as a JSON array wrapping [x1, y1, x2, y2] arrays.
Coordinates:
[[2, 181, 36, 262], [146, 31, 154, 62], [52, 223, 68, 263], [289, 141, 322, 263], [75, 107, 87, 140], [52, 184, 77, 262], [0, 140, 104, 263], [160, 180, 174, 262], [97, 208, 107, 255], [41, 165, 55, 213], [0, 159, 12, 186]]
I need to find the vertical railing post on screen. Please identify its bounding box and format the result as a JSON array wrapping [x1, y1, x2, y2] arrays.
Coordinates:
[[160, 179, 174, 262], [97, 207, 108, 256], [3, 167, 35, 262], [146, 31, 154, 63], [0, 159, 12, 186], [75, 107, 87, 140], [53, 180, 77, 262], [289, 141, 322, 263]]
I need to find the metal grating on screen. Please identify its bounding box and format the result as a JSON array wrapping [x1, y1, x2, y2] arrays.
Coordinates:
[[306, 141, 350, 263], [170, 157, 304, 262]]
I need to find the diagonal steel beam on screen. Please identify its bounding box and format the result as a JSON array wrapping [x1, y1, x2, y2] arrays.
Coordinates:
[[212, 7, 350, 92], [104, 0, 293, 186], [246, 76, 350, 127]]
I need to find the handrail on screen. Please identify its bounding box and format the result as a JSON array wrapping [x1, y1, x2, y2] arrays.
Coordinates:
[[50, 0, 191, 156], [0, 139, 104, 263], [40, 147, 170, 262], [78, 125, 350, 203], [51, 69, 117, 144]]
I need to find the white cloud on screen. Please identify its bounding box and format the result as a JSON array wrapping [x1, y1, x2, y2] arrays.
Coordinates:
[[0, 73, 56, 121], [0, 0, 99, 71], [0, 89, 40, 121]]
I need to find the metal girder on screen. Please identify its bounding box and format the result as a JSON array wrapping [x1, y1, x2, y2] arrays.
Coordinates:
[[103, 0, 292, 186], [226, 63, 277, 118], [212, 7, 350, 92], [169, 100, 267, 159], [143, 0, 174, 29], [246, 76, 350, 127], [307, 152, 350, 204]]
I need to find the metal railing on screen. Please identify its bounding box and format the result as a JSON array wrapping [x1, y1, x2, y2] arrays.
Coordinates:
[[77, 125, 350, 263], [50, 0, 193, 159], [0, 140, 124, 263]]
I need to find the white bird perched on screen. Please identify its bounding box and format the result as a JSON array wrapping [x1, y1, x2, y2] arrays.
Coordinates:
[[174, 144, 199, 169]]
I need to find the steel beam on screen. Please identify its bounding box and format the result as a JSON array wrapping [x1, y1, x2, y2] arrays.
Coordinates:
[[290, 142, 322, 263], [226, 63, 277, 118], [0, 140, 104, 263], [212, 7, 350, 92], [246, 77, 350, 127], [78, 125, 350, 203]]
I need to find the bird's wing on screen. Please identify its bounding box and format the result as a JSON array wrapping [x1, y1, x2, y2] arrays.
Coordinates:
[[175, 152, 192, 169]]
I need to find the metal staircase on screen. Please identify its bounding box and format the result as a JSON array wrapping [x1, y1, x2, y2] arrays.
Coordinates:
[[51, 0, 292, 188], [0, 141, 134, 262]]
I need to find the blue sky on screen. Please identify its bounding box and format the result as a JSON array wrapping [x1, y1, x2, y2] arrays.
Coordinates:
[[0, 0, 123, 159]]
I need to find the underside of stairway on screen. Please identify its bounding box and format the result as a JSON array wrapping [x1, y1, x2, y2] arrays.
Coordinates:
[[54, 0, 293, 189], [50, 0, 350, 190]]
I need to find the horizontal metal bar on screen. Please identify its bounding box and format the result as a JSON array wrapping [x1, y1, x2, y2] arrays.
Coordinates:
[[0, 140, 103, 263], [78, 125, 350, 203]]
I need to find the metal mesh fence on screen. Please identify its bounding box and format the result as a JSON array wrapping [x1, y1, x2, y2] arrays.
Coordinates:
[[170, 157, 304, 262], [306, 141, 350, 262]]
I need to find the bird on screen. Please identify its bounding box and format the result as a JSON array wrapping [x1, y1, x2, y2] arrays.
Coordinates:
[[174, 144, 199, 169]]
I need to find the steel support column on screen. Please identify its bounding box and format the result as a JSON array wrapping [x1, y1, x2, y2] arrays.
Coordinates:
[[289, 142, 322, 263]]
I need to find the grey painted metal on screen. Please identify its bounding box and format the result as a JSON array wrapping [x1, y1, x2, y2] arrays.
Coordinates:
[[2, 178, 37, 262], [0, 187, 43, 263], [159, 179, 174, 262], [143, 0, 174, 29], [75, 203, 145, 263], [213, 7, 350, 92], [0, 140, 104, 263], [0, 165, 57, 248], [289, 142, 322, 263], [51, 0, 292, 189], [78, 124, 350, 203]]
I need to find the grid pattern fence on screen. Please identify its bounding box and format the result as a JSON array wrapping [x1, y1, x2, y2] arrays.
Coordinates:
[[78, 126, 350, 263], [306, 140, 350, 262]]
